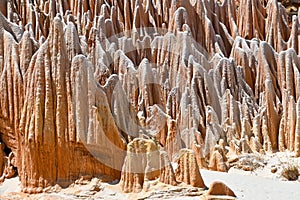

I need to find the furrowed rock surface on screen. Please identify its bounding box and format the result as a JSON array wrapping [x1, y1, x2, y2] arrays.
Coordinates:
[[0, 0, 299, 194], [174, 149, 206, 188], [120, 138, 176, 193], [0, 12, 127, 192], [206, 181, 236, 198]]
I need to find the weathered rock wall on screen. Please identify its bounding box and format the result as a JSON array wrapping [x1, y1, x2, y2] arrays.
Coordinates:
[[0, 0, 300, 193]]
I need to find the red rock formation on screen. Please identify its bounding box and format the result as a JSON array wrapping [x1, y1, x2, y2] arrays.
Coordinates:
[[174, 149, 205, 188], [0, 0, 299, 194], [120, 138, 176, 193], [209, 143, 228, 172], [0, 13, 127, 192], [207, 181, 236, 197]]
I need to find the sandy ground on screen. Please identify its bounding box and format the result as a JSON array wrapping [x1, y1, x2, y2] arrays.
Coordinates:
[[0, 177, 20, 194], [1, 152, 300, 199], [0, 178, 204, 200], [201, 169, 300, 200]]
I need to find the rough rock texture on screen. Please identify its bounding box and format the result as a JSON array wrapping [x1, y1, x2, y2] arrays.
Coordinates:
[[120, 138, 176, 193], [174, 149, 205, 188], [0, 0, 299, 194], [207, 181, 236, 197], [209, 143, 228, 172]]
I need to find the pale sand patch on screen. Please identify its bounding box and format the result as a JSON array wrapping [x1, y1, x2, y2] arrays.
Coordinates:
[[201, 169, 300, 200]]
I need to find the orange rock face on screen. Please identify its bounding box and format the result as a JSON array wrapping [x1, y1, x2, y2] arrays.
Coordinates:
[[0, 0, 299, 194], [120, 138, 176, 193], [207, 181, 236, 197], [174, 149, 206, 188]]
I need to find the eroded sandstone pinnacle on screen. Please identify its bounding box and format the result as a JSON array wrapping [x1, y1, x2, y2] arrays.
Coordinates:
[[0, 0, 299, 194]]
